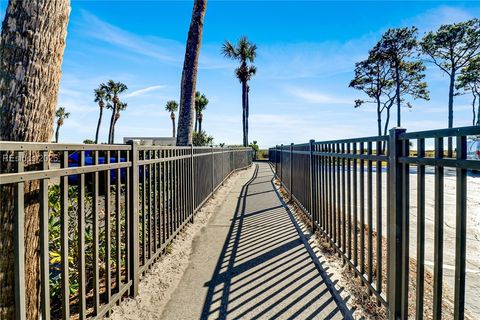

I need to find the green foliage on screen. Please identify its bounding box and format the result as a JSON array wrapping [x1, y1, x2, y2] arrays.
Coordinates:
[[249, 141, 259, 159], [194, 92, 209, 114], [351, 27, 429, 131], [83, 139, 94, 144], [222, 36, 257, 83], [192, 130, 214, 146], [165, 100, 178, 113], [421, 19, 480, 76]]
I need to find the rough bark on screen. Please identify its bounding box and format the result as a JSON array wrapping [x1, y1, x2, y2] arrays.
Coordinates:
[[108, 103, 117, 144], [246, 84, 250, 146], [171, 113, 176, 137], [198, 117, 202, 133], [194, 112, 198, 133], [176, 0, 207, 146], [0, 1, 71, 319], [241, 81, 247, 147], [95, 106, 103, 144], [55, 123, 60, 143]]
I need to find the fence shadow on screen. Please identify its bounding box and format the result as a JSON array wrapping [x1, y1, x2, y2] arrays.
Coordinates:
[[200, 163, 349, 319]]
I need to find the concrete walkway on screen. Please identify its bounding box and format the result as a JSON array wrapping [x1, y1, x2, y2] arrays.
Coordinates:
[[160, 163, 351, 320]]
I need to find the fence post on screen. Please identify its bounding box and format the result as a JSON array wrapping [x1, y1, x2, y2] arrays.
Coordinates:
[[127, 140, 139, 297], [280, 144, 284, 183], [275, 145, 278, 177], [289, 143, 293, 202], [387, 128, 406, 320], [211, 145, 214, 195], [190, 145, 195, 222], [309, 139, 316, 232], [221, 146, 225, 184]]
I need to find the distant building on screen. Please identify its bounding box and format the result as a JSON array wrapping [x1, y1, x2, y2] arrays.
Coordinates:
[[123, 137, 176, 146]]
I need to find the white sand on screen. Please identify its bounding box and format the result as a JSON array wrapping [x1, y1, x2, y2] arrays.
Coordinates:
[[109, 166, 252, 320]]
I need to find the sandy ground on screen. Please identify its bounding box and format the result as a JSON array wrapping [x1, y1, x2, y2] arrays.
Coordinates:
[[108, 166, 252, 320], [283, 167, 480, 318], [374, 171, 480, 318]]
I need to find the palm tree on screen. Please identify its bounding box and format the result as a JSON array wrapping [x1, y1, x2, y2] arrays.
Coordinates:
[[165, 100, 179, 137], [0, 1, 70, 318], [94, 87, 107, 144], [222, 36, 257, 147], [101, 80, 128, 143], [176, 0, 208, 146], [54, 107, 70, 143], [194, 91, 209, 133]]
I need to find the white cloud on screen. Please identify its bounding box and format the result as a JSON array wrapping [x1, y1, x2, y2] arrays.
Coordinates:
[[286, 87, 352, 105], [124, 85, 166, 98], [79, 11, 182, 65], [405, 6, 477, 33]]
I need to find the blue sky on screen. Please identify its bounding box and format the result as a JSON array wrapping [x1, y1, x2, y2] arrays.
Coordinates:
[[2, 1, 479, 148]]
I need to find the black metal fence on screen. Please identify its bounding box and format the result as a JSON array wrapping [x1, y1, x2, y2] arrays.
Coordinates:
[[269, 126, 480, 320], [0, 142, 252, 319]]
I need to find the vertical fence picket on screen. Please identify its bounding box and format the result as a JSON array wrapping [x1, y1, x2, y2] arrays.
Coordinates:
[[14, 151, 26, 320]]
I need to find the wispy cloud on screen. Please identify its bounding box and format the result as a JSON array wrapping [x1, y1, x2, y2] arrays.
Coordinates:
[[124, 85, 165, 98], [286, 86, 352, 104], [404, 6, 477, 33], [77, 11, 229, 70], [79, 10, 182, 65]]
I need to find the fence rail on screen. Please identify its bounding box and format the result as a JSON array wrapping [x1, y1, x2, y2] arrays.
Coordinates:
[[269, 126, 480, 320], [0, 142, 252, 319]]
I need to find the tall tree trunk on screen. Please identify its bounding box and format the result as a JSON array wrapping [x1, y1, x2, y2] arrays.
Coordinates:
[[472, 95, 477, 126], [55, 124, 60, 143], [246, 84, 250, 146], [395, 61, 401, 127], [447, 70, 455, 157], [383, 106, 391, 152], [376, 99, 382, 137], [477, 95, 480, 126], [95, 106, 103, 144], [171, 114, 176, 137], [111, 111, 119, 144], [0, 1, 70, 319], [176, 0, 207, 146], [194, 112, 198, 132], [108, 105, 116, 144], [242, 81, 247, 147], [198, 117, 202, 133]]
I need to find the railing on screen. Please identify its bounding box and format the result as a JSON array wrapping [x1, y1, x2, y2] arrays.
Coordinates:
[[269, 126, 480, 320], [0, 142, 252, 319]]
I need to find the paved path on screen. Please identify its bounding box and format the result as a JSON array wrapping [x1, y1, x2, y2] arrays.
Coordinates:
[[160, 163, 350, 320]]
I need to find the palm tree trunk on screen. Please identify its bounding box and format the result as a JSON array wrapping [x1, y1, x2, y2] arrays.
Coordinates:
[[95, 106, 103, 144], [108, 104, 116, 144], [194, 113, 198, 132], [246, 84, 250, 146], [55, 124, 60, 143], [176, 0, 207, 146], [242, 81, 247, 147], [199, 117, 202, 133], [0, 1, 70, 319], [171, 114, 176, 137]]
